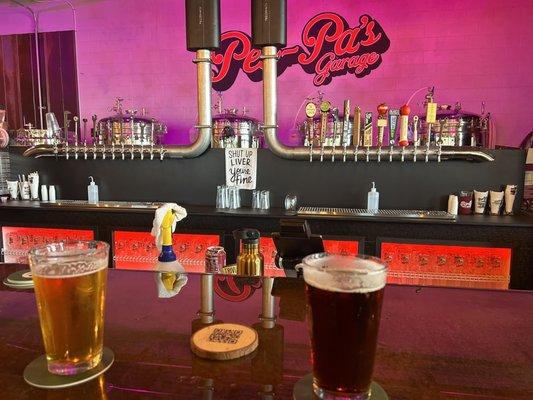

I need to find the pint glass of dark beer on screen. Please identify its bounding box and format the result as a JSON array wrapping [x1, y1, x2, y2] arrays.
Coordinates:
[[28, 241, 109, 375], [301, 253, 387, 399]]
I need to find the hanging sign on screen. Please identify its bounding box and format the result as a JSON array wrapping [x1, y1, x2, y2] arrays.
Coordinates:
[[225, 148, 257, 189], [212, 13, 390, 90]]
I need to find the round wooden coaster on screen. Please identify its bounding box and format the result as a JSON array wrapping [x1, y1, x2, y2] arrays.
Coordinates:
[[191, 323, 258, 360]]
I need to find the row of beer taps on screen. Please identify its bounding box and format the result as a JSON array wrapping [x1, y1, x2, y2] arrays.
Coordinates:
[[304, 87, 443, 163], [58, 112, 166, 161]]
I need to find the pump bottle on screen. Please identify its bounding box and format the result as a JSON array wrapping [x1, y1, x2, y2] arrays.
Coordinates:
[[88, 176, 99, 204], [367, 182, 379, 212]]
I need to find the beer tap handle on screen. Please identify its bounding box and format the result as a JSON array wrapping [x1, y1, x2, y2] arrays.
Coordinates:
[[363, 112, 373, 148], [353, 106, 361, 148], [412, 115, 419, 146], [376, 103, 388, 147], [305, 102, 317, 163], [63, 111, 71, 144], [331, 108, 339, 162], [73, 116, 79, 148], [388, 109, 399, 147], [309, 127, 313, 162], [399, 105, 410, 147], [413, 116, 419, 162], [151, 118, 156, 145], [342, 100, 350, 162], [91, 115, 98, 145], [82, 118, 88, 144], [425, 98, 437, 145], [319, 101, 330, 162], [377, 103, 388, 164]]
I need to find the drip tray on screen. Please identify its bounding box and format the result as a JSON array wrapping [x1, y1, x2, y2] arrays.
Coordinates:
[[297, 207, 456, 220], [41, 200, 163, 209]]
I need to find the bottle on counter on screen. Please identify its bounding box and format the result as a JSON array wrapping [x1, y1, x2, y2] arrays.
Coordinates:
[[367, 182, 379, 212], [87, 176, 99, 204], [48, 185, 56, 203]]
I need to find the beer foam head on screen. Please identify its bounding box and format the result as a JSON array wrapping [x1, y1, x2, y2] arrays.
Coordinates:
[[301, 253, 387, 293], [29, 241, 109, 278]]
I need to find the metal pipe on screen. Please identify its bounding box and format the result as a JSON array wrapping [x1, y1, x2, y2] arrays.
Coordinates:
[[23, 143, 495, 162], [23, 49, 213, 159], [11, 1, 44, 129], [260, 277, 276, 329], [199, 274, 214, 324], [260, 46, 494, 163]]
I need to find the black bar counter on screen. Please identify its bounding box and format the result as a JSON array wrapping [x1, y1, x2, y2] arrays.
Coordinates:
[[0, 201, 532, 289], [1, 265, 532, 399]]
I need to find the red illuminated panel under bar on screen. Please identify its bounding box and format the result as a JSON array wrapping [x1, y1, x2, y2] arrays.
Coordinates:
[[113, 231, 220, 271], [260, 237, 360, 277], [2, 227, 94, 264], [380, 242, 511, 290]]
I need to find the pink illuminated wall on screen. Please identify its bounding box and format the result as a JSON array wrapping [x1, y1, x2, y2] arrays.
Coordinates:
[[0, 0, 532, 146]]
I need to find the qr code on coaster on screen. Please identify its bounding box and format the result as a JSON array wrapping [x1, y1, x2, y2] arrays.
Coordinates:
[[208, 328, 243, 344]]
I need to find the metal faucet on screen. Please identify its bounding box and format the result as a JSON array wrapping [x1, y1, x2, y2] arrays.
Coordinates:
[[377, 146, 382, 162], [354, 145, 359, 162], [401, 146, 406, 162], [365, 145, 370, 162], [121, 143, 125, 160], [102, 144, 106, 160], [83, 141, 88, 160], [389, 145, 394, 162]]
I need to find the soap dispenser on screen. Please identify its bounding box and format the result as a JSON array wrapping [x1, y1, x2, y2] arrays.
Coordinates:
[[367, 181, 379, 212], [87, 176, 99, 204]]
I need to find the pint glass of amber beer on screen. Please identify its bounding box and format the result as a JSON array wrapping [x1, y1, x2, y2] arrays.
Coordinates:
[[301, 253, 387, 400], [28, 241, 109, 375]]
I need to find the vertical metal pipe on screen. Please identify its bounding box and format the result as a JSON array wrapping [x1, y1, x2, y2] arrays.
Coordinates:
[[261, 277, 275, 329], [11, 1, 44, 129], [196, 49, 212, 152], [262, 46, 278, 157], [200, 274, 214, 324], [34, 16, 43, 129]]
